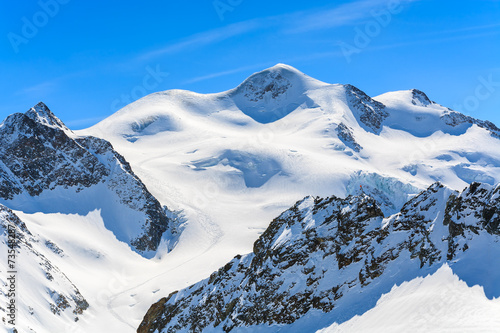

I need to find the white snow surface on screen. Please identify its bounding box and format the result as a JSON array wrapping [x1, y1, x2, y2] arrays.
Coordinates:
[[3, 64, 500, 332], [317, 264, 500, 333]]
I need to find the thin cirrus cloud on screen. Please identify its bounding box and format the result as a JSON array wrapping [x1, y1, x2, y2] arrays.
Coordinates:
[[182, 51, 346, 86], [282, 0, 419, 33], [135, 0, 423, 87], [183, 22, 500, 86], [414, 21, 500, 37], [182, 63, 276, 85], [134, 0, 420, 63], [15, 70, 90, 98], [17, 81, 56, 97], [363, 29, 500, 54], [136, 19, 270, 61]]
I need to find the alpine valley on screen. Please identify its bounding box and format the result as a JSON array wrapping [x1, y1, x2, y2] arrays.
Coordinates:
[[1, 64, 500, 332]]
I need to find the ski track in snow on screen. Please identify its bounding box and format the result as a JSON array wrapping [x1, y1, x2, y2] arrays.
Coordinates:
[[106, 248, 217, 330]]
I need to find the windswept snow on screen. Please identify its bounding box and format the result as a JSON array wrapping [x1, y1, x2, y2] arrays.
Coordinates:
[[318, 265, 500, 333]]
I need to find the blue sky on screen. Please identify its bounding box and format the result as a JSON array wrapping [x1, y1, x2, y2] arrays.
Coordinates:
[[1, 0, 499, 129]]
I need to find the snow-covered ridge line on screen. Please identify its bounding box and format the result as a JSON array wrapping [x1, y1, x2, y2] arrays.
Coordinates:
[[87, 64, 500, 138], [318, 264, 500, 333], [138, 181, 500, 332]]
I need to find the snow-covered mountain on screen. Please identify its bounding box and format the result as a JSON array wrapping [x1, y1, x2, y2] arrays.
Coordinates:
[[2, 64, 500, 332], [137, 182, 500, 332], [0, 102, 176, 257], [83, 63, 500, 263]]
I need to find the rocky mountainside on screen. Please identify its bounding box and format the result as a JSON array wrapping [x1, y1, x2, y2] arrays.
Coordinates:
[[0, 102, 174, 256], [138, 181, 500, 332]]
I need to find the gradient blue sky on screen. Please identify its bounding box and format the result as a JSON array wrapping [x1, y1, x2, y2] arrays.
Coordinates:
[[1, 0, 499, 129]]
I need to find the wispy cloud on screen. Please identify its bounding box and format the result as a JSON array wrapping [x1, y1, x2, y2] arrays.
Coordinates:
[[18, 80, 57, 96], [182, 63, 275, 85], [416, 22, 500, 37], [286, 0, 419, 34], [361, 29, 500, 53], [134, 0, 421, 63], [21, 1, 406, 97], [16, 70, 88, 98], [182, 50, 347, 86], [137, 19, 267, 61]]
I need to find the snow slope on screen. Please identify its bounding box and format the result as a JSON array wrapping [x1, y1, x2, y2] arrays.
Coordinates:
[[318, 265, 500, 333], [0, 205, 89, 333]]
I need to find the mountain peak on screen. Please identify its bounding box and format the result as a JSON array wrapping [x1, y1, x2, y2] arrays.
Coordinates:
[[267, 63, 300, 71], [235, 64, 327, 94], [264, 63, 309, 76], [229, 64, 327, 123], [25, 102, 70, 132]]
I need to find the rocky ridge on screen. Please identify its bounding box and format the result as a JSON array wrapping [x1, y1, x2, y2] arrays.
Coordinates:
[[344, 84, 388, 134], [0, 102, 173, 255], [138, 181, 500, 332]]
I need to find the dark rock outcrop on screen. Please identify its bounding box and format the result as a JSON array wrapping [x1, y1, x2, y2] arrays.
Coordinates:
[[411, 89, 433, 106], [344, 84, 388, 134], [336, 122, 362, 152], [441, 110, 500, 138], [238, 69, 292, 102]]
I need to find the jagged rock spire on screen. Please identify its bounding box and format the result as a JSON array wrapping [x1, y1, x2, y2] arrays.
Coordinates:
[[25, 102, 70, 132]]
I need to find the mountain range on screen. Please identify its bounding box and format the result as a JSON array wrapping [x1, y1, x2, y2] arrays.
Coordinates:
[[1, 64, 500, 332]]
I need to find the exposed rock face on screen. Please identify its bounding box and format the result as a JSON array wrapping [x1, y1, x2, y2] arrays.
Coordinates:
[[0, 102, 171, 254], [138, 182, 500, 332], [344, 84, 388, 133], [228, 64, 324, 124], [0, 104, 108, 198], [443, 182, 500, 258], [411, 89, 433, 106], [238, 69, 292, 102], [335, 123, 362, 152], [441, 110, 500, 138], [0, 205, 89, 322]]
